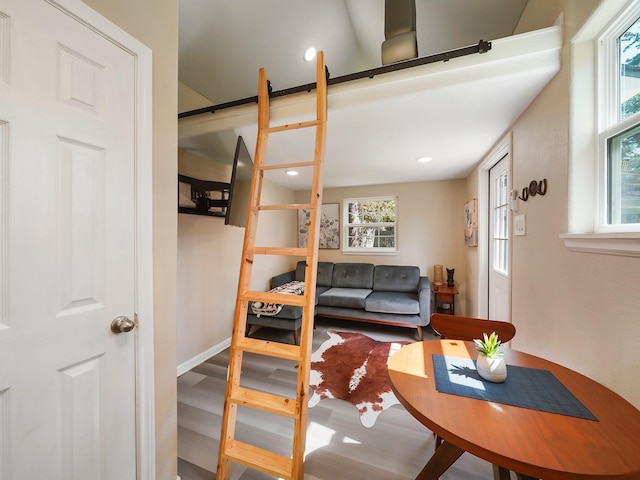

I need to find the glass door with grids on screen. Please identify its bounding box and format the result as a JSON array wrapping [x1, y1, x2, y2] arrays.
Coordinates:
[[488, 154, 511, 322]]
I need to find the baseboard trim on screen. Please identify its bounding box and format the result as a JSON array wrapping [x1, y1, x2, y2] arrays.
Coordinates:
[[177, 337, 231, 377]]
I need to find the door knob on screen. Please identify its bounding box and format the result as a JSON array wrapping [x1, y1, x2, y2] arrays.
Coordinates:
[[111, 315, 135, 334]]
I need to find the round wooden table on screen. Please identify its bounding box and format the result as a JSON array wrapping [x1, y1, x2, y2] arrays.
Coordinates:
[[387, 340, 640, 480]]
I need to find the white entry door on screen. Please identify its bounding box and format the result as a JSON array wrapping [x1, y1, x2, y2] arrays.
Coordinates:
[[488, 154, 511, 322], [0, 1, 139, 478]]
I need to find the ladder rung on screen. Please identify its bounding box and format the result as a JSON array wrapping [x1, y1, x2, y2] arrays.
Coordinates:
[[266, 119, 319, 134], [247, 246, 308, 256], [257, 203, 313, 211], [224, 440, 293, 479], [242, 290, 306, 306], [230, 386, 298, 418], [259, 161, 316, 171], [236, 337, 302, 361]]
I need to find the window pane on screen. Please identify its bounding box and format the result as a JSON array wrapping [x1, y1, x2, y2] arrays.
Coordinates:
[[348, 226, 375, 247], [620, 17, 640, 120], [347, 225, 395, 248], [608, 124, 640, 224], [497, 173, 507, 204], [493, 239, 507, 274], [500, 205, 508, 238], [378, 227, 395, 248], [347, 200, 396, 223], [493, 177, 500, 205]]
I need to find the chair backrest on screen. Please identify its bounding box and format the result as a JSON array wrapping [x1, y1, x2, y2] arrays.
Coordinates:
[[430, 313, 516, 343]]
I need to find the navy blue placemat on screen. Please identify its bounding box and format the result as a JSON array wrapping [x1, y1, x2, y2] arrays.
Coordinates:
[[432, 354, 598, 421]]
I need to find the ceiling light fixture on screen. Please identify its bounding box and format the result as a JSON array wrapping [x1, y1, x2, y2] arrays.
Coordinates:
[[286, 170, 299, 176], [304, 47, 317, 62], [416, 156, 433, 163]]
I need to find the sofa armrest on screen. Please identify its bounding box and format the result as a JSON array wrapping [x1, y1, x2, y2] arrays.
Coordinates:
[[270, 270, 295, 289], [418, 276, 432, 324]]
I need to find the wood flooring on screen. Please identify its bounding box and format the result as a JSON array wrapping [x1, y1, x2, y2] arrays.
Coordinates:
[[177, 318, 500, 480]]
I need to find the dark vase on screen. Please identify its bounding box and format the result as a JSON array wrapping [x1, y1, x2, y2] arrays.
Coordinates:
[[446, 268, 455, 287]]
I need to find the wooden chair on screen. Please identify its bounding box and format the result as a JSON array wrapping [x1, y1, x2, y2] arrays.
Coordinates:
[[430, 313, 516, 343], [429, 313, 518, 479]]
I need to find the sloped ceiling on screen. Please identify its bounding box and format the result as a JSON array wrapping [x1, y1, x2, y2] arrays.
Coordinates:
[[178, 1, 562, 189]]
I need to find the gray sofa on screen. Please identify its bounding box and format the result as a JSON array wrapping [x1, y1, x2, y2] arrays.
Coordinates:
[[247, 261, 431, 343]]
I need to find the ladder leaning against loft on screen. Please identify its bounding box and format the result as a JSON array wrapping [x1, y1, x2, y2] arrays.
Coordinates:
[[216, 51, 328, 480]]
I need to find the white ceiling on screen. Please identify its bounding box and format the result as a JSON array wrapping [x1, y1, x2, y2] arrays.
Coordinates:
[[178, 1, 563, 189]]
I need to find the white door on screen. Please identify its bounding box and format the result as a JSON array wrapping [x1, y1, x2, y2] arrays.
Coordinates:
[[488, 154, 510, 322], [0, 1, 138, 478]]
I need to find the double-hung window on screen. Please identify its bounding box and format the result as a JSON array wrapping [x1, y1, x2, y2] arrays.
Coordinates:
[[598, 5, 640, 230], [343, 196, 397, 253], [563, 1, 640, 255]]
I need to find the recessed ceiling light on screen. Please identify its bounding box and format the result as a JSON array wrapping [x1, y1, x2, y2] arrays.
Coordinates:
[[286, 170, 299, 176], [416, 156, 433, 163], [304, 47, 317, 62]]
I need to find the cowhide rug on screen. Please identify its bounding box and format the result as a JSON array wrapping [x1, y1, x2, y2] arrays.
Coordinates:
[[309, 330, 410, 428]]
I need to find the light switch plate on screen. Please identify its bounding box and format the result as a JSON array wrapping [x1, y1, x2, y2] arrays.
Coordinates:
[[514, 215, 526, 236]]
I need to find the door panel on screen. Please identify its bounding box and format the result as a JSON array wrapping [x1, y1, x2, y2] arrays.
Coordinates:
[[0, 1, 137, 478]]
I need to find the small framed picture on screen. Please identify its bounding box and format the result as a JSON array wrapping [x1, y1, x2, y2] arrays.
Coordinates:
[[464, 198, 478, 247], [298, 203, 340, 249]]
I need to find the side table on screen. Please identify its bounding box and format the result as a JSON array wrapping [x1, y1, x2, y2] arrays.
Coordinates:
[[432, 284, 458, 315]]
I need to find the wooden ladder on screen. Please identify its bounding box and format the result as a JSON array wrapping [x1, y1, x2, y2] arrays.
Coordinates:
[[216, 51, 327, 480]]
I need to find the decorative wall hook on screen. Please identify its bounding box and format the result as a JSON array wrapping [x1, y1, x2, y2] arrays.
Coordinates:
[[519, 178, 547, 201]]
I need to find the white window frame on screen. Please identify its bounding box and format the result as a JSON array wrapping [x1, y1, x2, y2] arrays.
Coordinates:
[[342, 196, 398, 254], [597, 2, 640, 233], [562, 0, 640, 257]]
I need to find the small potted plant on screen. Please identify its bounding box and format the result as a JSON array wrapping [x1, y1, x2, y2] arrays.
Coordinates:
[[473, 332, 507, 383]]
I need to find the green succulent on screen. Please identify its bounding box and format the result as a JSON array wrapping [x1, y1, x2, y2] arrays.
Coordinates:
[[473, 332, 503, 359]]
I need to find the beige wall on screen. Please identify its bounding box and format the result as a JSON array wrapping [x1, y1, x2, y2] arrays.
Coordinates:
[[80, 0, 178, 478], [467, 0, 640, 408], [297, 180, 469, 315], [176, 149, 297, 366], [464, 167, 481, 316]]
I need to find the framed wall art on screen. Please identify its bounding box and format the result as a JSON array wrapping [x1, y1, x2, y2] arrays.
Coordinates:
[[464, 198, 478, 247], [298, 203, 340, 249]]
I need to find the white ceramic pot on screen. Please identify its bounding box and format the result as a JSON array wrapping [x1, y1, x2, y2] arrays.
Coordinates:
[[476, 354, 507, 383]]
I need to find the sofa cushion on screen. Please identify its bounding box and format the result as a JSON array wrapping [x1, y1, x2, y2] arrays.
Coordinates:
[[318, 287, 372, 309], [295, 261, 334, 287], [331, 263, 374, 289], [315, 285, 331, 303], [247, 313, 302, 331], [373, 265, 420, 292], [365, 291, 420, 315]]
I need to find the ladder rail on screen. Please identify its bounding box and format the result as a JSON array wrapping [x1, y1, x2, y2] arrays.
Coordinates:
[[216, 64, 271, 480], [217, 51, 327, 480], [291, 52, 328, 479]]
